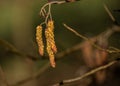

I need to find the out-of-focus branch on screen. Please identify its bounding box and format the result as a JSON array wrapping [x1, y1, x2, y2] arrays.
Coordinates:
[[0, 39, 38, 61], [52, 60, 118, 86], [0, 39, 84, 61], [10, 63, 50, 86], [63, 24, 120, 53], [103, 3, 116, 22], [56, 43, 83, 59], [0, 65, 9, 86]]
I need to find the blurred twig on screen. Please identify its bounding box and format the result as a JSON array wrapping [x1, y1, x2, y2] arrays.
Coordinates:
[[63, 24, 120, 53], [0, 39, 38, 61], [0, 39, 84, 61], [0, 65, 9, 86], [10, 63, 50, 86], [52, 60, 118, 86], [56, 43, 84, 59], [103, 3, 116, 22]]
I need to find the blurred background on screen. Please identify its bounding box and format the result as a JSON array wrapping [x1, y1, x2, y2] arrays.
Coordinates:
[[0, 0, 120, 86]]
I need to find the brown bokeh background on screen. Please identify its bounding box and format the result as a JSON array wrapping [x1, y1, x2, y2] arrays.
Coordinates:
[[0, 0, 120, 86]]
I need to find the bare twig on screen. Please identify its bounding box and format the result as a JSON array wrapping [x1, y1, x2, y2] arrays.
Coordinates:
[[109, 46, 120, 52], [52, 60, 118, 86], [103, 3, 116, 22], [39, 1, 66, 17], [45, 3, 52, 24], [63, 24, 120, 53]]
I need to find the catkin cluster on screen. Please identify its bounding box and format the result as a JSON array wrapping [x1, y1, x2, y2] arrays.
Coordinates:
[[36, 20, 57, 68]]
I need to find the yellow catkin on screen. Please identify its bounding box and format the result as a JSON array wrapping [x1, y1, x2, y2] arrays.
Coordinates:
[[45, 20, 57, 68], [45, 29, 56, 68], [36, 25, 44, 56], [47, 20, 57, 53]]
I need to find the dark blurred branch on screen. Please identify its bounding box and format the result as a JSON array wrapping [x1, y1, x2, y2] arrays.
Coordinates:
[[103, 3, 120, 26], [0, 39, 38, 61], [63, 24, 120, 53], [56, 43, 84, 59], [0, 65, 9, 86], [52, 60, 119, 86], [0, 39, 85, 61], [103, 3, 116, 22], [10, 63, 50, 86]]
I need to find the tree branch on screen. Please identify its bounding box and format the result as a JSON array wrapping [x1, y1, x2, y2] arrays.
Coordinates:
[[9, 62, 50, 86], [0, 65, 9, 86], [63, 24, 120, 53], [52, 60, 119, 86], [0, 39, 38, 61], [103, 3, 116, 22]]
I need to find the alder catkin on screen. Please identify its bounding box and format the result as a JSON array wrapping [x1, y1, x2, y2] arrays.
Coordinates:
[[45, 29, 56, 68], [47, 20, 57, 53], [45, 20, 57, 68], [36, 25, 44, 56]]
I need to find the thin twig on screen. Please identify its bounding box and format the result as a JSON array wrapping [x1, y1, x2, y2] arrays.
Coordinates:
[[45, 3, 52, 24], [109, 47, 120, 52], [63, 23, 120, 53], [40, 0, 80, 17], [49, 4, 53, 20], [40, 10, 46, 17], [39, 1, 65, 17], [52, 60, 118, 86], [103, 3, 115, 22]]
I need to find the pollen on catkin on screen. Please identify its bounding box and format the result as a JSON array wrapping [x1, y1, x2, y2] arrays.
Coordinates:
[[36, 25, 44, 56], [47, 20, 57, 53], [45, 20, 57, 68]]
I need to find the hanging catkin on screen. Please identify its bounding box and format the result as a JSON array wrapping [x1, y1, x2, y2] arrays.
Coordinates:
[[36, 25, 44, 56], [45, 20, 57, 68], [47, 20, 57, 53]]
